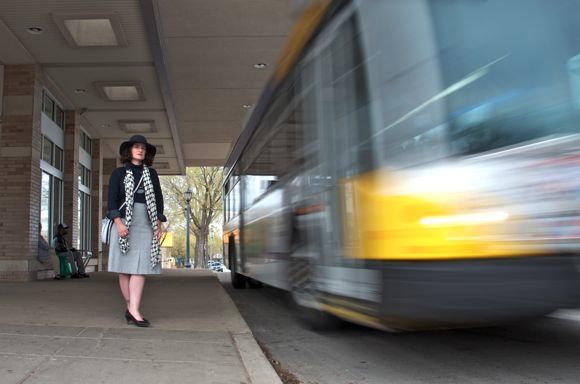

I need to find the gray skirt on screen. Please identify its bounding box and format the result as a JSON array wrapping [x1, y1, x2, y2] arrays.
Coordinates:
[[108, 203, 161, 275]]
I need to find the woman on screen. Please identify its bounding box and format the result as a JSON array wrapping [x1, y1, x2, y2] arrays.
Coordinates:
[[107, 135, 166, 327]]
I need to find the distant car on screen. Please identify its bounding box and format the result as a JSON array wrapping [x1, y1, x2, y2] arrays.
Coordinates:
[[210, 262, 224, 272]]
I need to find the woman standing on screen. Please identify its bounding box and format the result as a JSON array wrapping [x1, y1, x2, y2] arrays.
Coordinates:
[[107, 135, 166, 327]]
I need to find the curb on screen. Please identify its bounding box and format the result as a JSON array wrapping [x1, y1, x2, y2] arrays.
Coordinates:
[[232, 331, 283, 384]]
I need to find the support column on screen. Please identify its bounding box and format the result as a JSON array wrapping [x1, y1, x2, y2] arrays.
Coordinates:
[[90, 139, 103, 270], [0, 65, 43, 281], [101, 157, 118, 270], [62, 110, 80, 247]]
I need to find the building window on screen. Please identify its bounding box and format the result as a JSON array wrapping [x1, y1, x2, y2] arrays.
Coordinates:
[[40, 172, 63, 242], [41, 135, 64, 171], [80, 130, 92, 155], [42, 92, 54, 120], [42, 90, 65, 129], [42, 136, 53, 164], [77, 191, 91, 250], [78, 138, 92, 249], [79, 164, 91, 189]]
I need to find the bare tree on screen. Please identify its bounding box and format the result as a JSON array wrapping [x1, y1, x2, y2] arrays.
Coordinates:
[[161, 167, 223, 268]]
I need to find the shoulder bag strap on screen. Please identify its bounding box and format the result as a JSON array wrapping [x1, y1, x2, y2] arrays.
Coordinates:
[[118, 174, 144, 210]]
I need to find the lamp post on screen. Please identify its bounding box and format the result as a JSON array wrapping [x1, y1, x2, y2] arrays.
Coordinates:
[[209, 224, 213, 261], [185, 188, 192, 269]]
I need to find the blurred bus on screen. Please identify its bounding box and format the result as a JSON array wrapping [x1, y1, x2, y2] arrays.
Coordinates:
[[222, 0, 580, 330]]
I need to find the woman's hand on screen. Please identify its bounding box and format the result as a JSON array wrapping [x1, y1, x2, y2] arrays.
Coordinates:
[[115, 220, 129, 238], [155, 220, 164, 241]]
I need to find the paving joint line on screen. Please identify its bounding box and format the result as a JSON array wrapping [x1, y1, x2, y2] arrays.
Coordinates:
[[0, 351, 205, 365], [0, 331, 229, 344]]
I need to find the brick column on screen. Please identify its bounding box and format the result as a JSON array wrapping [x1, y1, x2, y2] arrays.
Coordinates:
[[0, 65, 43, 281], [90, 139, 103, 270], [62, 111, 80, 247], [101, 157, 119, 270]]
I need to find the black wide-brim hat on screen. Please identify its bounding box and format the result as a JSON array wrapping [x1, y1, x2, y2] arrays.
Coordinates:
[[119, 135, 156, 157]]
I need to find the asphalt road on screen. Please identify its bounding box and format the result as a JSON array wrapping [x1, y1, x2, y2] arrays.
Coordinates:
[[218, 272, 580, 384]]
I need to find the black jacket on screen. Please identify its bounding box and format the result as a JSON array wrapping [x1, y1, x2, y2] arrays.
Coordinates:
[[107, 162, 167, 222], [52, 233, 70, 253]]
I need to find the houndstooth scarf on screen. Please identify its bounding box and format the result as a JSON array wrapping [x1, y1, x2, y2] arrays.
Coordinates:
[[120, 164, 162, 267]]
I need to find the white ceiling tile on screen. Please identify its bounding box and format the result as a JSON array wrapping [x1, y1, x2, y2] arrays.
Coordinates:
[[183, 143, 231, 160], [174, 88, 261, 122], [165, 36, 285, 90], [45, 66, 164, 109], [179, 121, 244, 143], [0, 0, 297, 170], [158, 0, 294, 37]]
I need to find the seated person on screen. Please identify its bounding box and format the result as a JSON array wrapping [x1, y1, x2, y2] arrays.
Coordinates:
[[52, 223, 89, 278], [38, 223, 63, 280]]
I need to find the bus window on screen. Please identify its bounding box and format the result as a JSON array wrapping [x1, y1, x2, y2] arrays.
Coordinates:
[[320, 14, 372, 179]]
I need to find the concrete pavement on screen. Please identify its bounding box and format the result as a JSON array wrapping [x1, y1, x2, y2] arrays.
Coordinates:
[[0, 269, 281, 384]]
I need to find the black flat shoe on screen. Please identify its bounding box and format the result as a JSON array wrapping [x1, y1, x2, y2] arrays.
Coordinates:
[[125, 310, 150, 327]]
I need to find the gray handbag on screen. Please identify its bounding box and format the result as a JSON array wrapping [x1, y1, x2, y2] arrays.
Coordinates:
[[101, 174, 143, 244]]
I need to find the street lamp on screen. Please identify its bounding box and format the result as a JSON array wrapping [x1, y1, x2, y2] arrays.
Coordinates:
[[209, 225, 215, 262], [185, 188, 192, 269]]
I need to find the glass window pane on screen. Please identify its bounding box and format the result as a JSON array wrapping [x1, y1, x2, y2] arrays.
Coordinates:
[[77, 191, 82, 249], [42, 136, 53, 164], [55, 107, 65, 129], [41, 172, 51, 240], [42, 93, 54, 119], [54, 146, 63, 171], [85, 193, 91, 249], [52, 178, 63, 235]]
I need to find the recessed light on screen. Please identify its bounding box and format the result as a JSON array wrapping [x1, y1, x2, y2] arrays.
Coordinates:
[[253, 63, 267, 69], [243, 104, 253, 109], [28, 27, 43, 34], [74, 88, 87, 94]]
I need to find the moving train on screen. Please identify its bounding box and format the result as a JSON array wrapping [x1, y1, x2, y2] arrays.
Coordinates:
[[223, 0, 580, 330]]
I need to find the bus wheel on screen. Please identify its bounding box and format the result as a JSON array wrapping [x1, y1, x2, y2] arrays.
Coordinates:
[[248, 278, 263, 289], [232, 271, 247, 289], [289, 256, 341, 331], [229, 244, 246, 289]]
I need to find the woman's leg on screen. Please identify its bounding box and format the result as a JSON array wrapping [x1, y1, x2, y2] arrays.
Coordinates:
[[128, 274, 146, 321], [118, 273, 131, 307]]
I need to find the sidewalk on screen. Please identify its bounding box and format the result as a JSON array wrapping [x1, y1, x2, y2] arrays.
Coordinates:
[[0, 269, 281, 384]]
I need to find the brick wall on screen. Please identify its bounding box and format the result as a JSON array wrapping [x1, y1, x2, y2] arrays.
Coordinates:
[[0, 65, 43, 281], [90, 139, 103, 270], [62, 110, 80, 247], [101, 157, 119, 271]]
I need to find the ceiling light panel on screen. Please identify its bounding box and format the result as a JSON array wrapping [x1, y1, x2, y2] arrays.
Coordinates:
[[95, 82, 145, 102], [154, 162, 169, 169], [65, 19, 117, 46], [119, 120, 156, 133], [104, 86, 139, 101], [52, 13, 127, 47]]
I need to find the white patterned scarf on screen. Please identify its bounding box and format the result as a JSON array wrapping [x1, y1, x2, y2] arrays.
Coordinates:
[[120, 164, 162, 267]]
